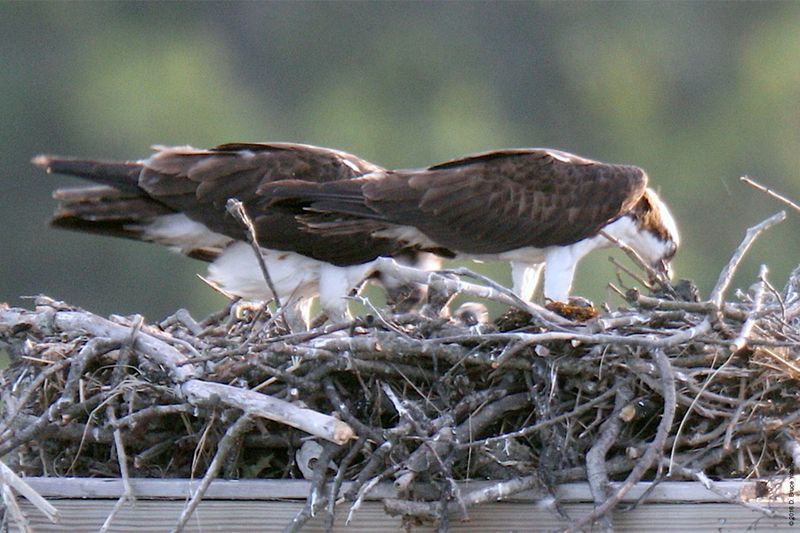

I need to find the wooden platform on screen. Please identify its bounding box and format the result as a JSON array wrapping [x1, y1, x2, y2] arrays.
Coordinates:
[[11, 478, 795, 532]]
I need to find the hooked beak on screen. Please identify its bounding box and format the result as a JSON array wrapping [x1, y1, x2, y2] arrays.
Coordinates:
[[649, 258, 673, 284]]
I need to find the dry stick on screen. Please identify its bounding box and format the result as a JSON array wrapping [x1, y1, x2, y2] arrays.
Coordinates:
[[326, 438, 368, 531], [608, 256, 654, 291], [585, 382, 633, 533], [347, 462, 404, 525], [181, 379, 354, 444], [11, 307, 198, 382], [564, 348, 676, 533], [383, 474, 543, 522], [99, 406, 135, 533], [284, 441, 341, 533], [225, 198, 282, 309], [444, 266, 569, 328], [668, 346, 738, 474], [667, 215, 786, 472], [0, 460, 59, 524], [600, 230, 664, 286], [171, 414, 255, 533], [429, 444, 468, 525], [0, 357, 72, 439], [113, 404, 195, 430], [432, 319, 712, 351], [630, 291, 747, 320], [395, 393, 530, 493], [460, 388, 617, 450], [718, 383, 780, 451], [730, 264, 769, 353], [664, 461, 784, 520], [741, 176, 800, 214], [709, 211, 786, 308], [0, 337, 123, 456], [2, 483, 32, 533]]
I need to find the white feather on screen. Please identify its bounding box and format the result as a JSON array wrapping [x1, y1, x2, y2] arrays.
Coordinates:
[[134, 214, 231, 252]]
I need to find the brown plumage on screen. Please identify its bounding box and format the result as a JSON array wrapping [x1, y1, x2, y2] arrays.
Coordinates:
[[264, 148, 648, 253], [39, 142, 407, 266]]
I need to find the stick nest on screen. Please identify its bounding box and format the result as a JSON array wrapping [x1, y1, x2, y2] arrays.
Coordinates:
[[1, 217, 799, 530]]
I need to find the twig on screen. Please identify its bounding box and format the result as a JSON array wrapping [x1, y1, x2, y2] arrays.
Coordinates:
[[383, 474, 542, 522], [0, 357, 72, 439], [741, 176, 800, 214], [445, 266, 568, 326], [669, 346, 738, 473], [585, 382, 632, 533], [665, 461, 784, 519], [171, 414, 255, 533], [284, 442, 340, 533], [564, 348, 676, 533], [709, 211, 786, 308], [2, 483, 32, 533], [181, 379, 354, 444], [460, 388, 616, 450], [225, 198, 282, 309], [99, 406, 135, 533], [601, 230, 664, 285], [629, 291, 746, 320], [730, 264, 769, 352], [0, 460, 59, 524], [609, 254, 654, 291], [112, 404, 195, 429], [326, 438, 367, 531]]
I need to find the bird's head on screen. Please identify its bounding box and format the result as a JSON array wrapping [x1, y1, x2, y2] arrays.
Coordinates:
[[605, 188, 679, 283], [627, 188, 680, 282]]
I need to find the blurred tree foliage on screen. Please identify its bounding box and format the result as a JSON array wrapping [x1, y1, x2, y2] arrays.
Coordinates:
[[2, 2, 799, 320]]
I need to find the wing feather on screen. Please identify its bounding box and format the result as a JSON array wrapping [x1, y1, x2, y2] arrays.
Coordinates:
[[43, 144, 398, 266], [357, 149, 648, 253]]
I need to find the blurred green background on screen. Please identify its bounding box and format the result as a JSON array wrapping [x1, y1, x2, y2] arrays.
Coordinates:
[[2, 1, 799, 321]]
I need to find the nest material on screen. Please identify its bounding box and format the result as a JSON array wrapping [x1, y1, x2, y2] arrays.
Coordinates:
[[1, 212, 799, 532]]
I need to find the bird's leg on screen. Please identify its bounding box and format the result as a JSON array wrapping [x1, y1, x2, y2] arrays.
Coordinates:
[[542, 248, 598, 321], [511, 261, 544, 303], [542, 248, 578, 303]]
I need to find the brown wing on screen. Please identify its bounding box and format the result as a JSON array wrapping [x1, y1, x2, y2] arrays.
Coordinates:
[[40, 143, 400, 265], [138, 143, 382, 243], [361, 149, 648, 253]]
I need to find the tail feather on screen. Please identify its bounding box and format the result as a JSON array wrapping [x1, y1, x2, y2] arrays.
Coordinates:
[[32, 155, 142, 193], [50, 185, 171, 241]]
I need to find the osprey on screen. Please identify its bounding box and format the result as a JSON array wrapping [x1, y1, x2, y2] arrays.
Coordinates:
[[34, 143, 438, 330], [262, 148, 680, 302]]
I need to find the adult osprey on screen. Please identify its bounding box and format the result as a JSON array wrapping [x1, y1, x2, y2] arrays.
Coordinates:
[[262, 148, 680, 302], [34, 143, 437, 330]]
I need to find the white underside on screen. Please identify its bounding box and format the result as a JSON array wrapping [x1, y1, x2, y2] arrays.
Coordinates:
[[505, 215, 671, 301], [131, 211, 671, 324], [133, 214, 380, 330], [207, 244, 377, 329]]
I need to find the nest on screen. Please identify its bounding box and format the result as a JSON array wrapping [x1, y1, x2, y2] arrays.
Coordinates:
[[1, 211, 799, 532]]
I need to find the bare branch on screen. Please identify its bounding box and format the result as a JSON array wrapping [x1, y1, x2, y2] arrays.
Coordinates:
[[741, 176, 800, 214]]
